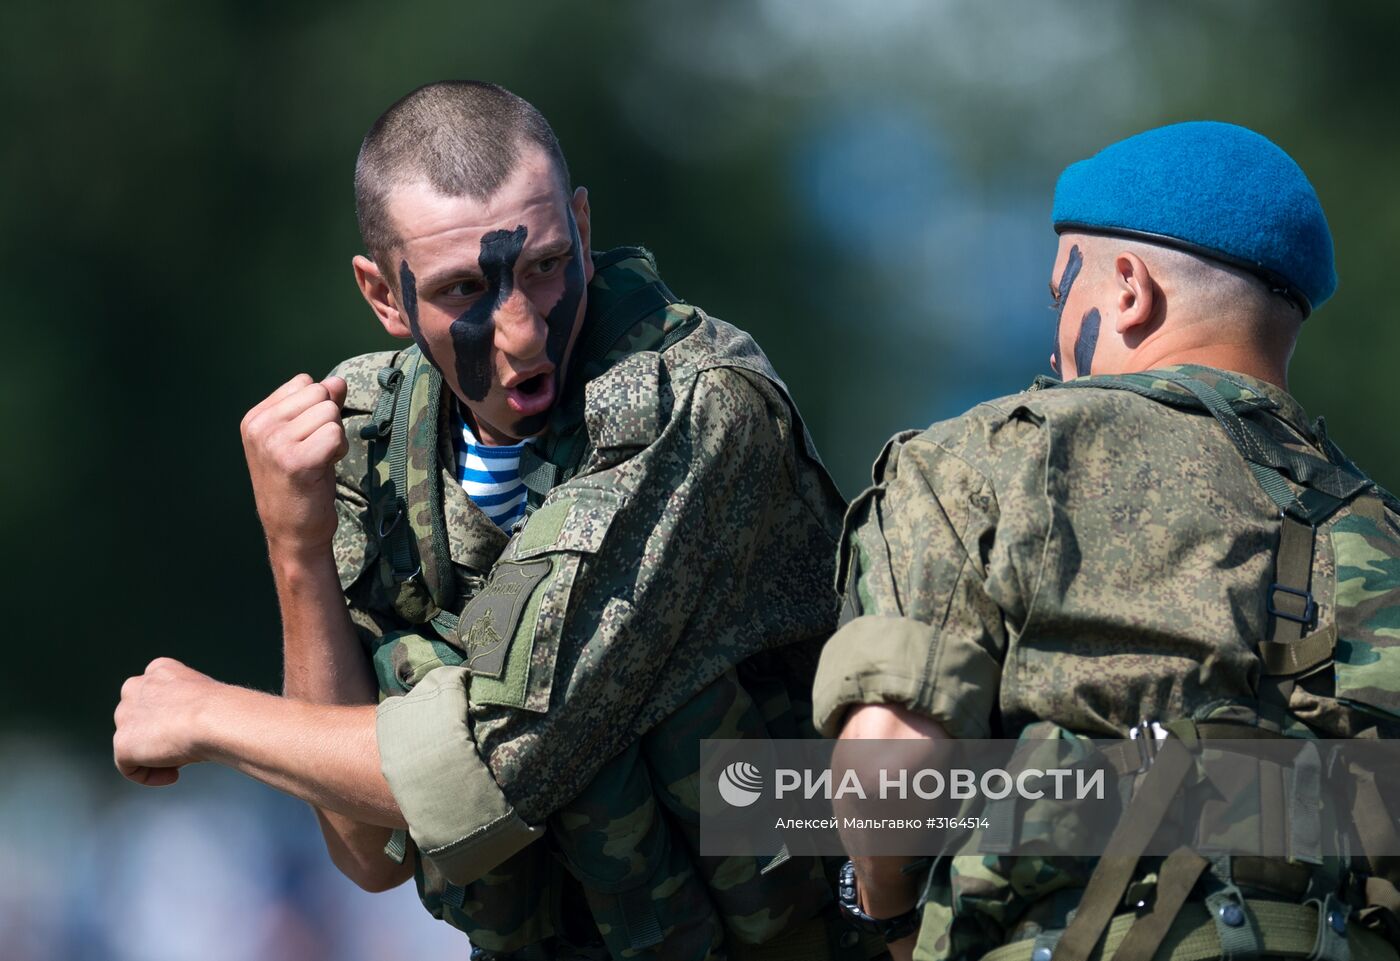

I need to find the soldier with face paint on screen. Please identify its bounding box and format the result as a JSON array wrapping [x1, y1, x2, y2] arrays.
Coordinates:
[[113, 82, 870, 959], [816, 122, 1400, 960]]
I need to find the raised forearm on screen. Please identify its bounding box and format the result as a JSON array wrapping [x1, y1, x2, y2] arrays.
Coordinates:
[[271, 544, 376, 704]]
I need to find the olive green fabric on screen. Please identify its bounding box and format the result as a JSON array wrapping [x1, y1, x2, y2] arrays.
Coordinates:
[[814, 615, 987, 739], [819, 366, 1399, 743], [813, 365, 1400, 958], [376, 666, 545, 882]]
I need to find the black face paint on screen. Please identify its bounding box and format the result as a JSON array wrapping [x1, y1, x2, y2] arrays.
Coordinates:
[[450, 225, 528, 401], [398, 259, 438, 370], [1050, 244, 1083, 375], [1072, 308, 1101, 377], [404, 207, 587, 434], [542, 210, 586, 373], [508, 208, 587, 437]]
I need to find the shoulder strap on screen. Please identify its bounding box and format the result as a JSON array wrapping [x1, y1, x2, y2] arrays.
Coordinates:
[[1049, 371, 1374, 524], [572, 278, 677, 368], [360, 346, 455, 616], [1047, 370, 1379, 713]]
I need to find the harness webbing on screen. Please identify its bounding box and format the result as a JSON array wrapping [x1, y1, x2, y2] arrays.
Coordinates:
[[574, 279, 675, 367], [1112, 847, 1211, 961], [383, 349, 424, 584], [1052, 740, 1196, 961], [363, 347, 454, 612], [1037, 371, 1389, 961]]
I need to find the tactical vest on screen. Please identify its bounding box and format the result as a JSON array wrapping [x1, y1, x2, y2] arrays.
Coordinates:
[[344, 249, 868, 960], [948, 369, 1400, 961]]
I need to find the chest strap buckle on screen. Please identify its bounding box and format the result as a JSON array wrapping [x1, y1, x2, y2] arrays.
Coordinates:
[[1267, 583, 1318, 627]]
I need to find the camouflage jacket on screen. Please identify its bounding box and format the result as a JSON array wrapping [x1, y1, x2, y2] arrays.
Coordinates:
[[330, 249, 847, 953], [812, 365, 1400, 958]]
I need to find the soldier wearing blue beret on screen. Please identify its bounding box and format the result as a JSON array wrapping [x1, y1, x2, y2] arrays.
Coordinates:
[[1042, 120, 1334, 384], [821, 122, 1400, 960]]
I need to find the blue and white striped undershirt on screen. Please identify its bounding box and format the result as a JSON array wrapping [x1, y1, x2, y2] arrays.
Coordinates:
[[454, 406, 531, 530]]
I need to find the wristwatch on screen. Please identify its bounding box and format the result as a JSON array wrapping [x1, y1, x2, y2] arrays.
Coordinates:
[[837, 859, 922, 943]]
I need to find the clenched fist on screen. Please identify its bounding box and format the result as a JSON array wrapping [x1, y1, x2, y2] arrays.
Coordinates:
[[241, 373, 349, 554], [113, 657, 218, 786]]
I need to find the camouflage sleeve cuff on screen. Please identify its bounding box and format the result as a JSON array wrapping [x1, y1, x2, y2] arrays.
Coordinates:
[[812, 615, 991, 740], [376, 666, 545, 885]]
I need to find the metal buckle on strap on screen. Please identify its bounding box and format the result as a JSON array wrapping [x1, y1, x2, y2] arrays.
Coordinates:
[[1267, 583, 1318, 627], [1128, 720, 1169, 773]]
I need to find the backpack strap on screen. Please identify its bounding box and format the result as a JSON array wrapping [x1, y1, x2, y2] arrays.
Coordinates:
[[1052, 737, 1198, 961], [383, 349, 423, 585], [359, 345, 455, 617], [1048, 370, 1375, 701], [1051, 371, 1372, 523]]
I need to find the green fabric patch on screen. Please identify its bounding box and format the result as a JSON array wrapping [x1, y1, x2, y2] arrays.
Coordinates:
[[459, 559, 551, 679], [470, 557, 555, 709], [514, 499, 571, 556]]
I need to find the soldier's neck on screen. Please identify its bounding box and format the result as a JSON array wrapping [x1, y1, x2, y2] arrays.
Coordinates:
[[1125, 344, 1290, 393]]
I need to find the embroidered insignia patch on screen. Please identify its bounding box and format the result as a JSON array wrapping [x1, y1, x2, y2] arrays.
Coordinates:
[[457, 559, 552, 678]]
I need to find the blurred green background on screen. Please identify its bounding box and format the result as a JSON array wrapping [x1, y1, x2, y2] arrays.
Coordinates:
[[4, 0, 1398, 792]]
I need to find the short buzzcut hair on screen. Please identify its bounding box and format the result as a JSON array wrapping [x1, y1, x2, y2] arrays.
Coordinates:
[[354, 81, 572, 272]]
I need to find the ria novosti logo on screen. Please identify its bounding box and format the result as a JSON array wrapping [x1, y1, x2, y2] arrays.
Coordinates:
[[715, 759, 1106, 806], [717, 761, 764, 807]]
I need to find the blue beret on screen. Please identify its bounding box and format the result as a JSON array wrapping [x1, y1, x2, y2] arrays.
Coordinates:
[[1052, 121, 1335, 314]]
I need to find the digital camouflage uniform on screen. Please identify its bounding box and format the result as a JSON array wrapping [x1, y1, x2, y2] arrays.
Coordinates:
[[814, 365, 1400, 960], [330, 249, 862, 959]]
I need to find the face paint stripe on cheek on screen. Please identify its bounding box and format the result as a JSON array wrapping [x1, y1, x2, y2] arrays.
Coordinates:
[[507, 208, 587, 438], [398, 259, 438, 369], [1051, 244, 1083, 375], [544, 208, 586, 369], [1072, 307, 1101, 377]]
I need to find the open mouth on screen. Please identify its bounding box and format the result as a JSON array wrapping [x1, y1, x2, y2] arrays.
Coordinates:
[[505, 369, 557, 416], [515, 371, 549, 396]]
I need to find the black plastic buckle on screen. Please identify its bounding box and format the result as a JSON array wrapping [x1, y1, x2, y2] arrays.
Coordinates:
[[359, 417, 393, 440], [1267, 583, 1318, 627]]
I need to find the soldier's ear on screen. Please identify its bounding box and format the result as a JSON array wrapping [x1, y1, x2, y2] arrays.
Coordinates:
[[571, 186, 594, 285], [353, 254, 413, 339], [1114, 251, 1157, 335]]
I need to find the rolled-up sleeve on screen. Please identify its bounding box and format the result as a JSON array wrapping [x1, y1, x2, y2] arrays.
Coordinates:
[[813, 430, 1009, 739], [376, 666, 544, 884]]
